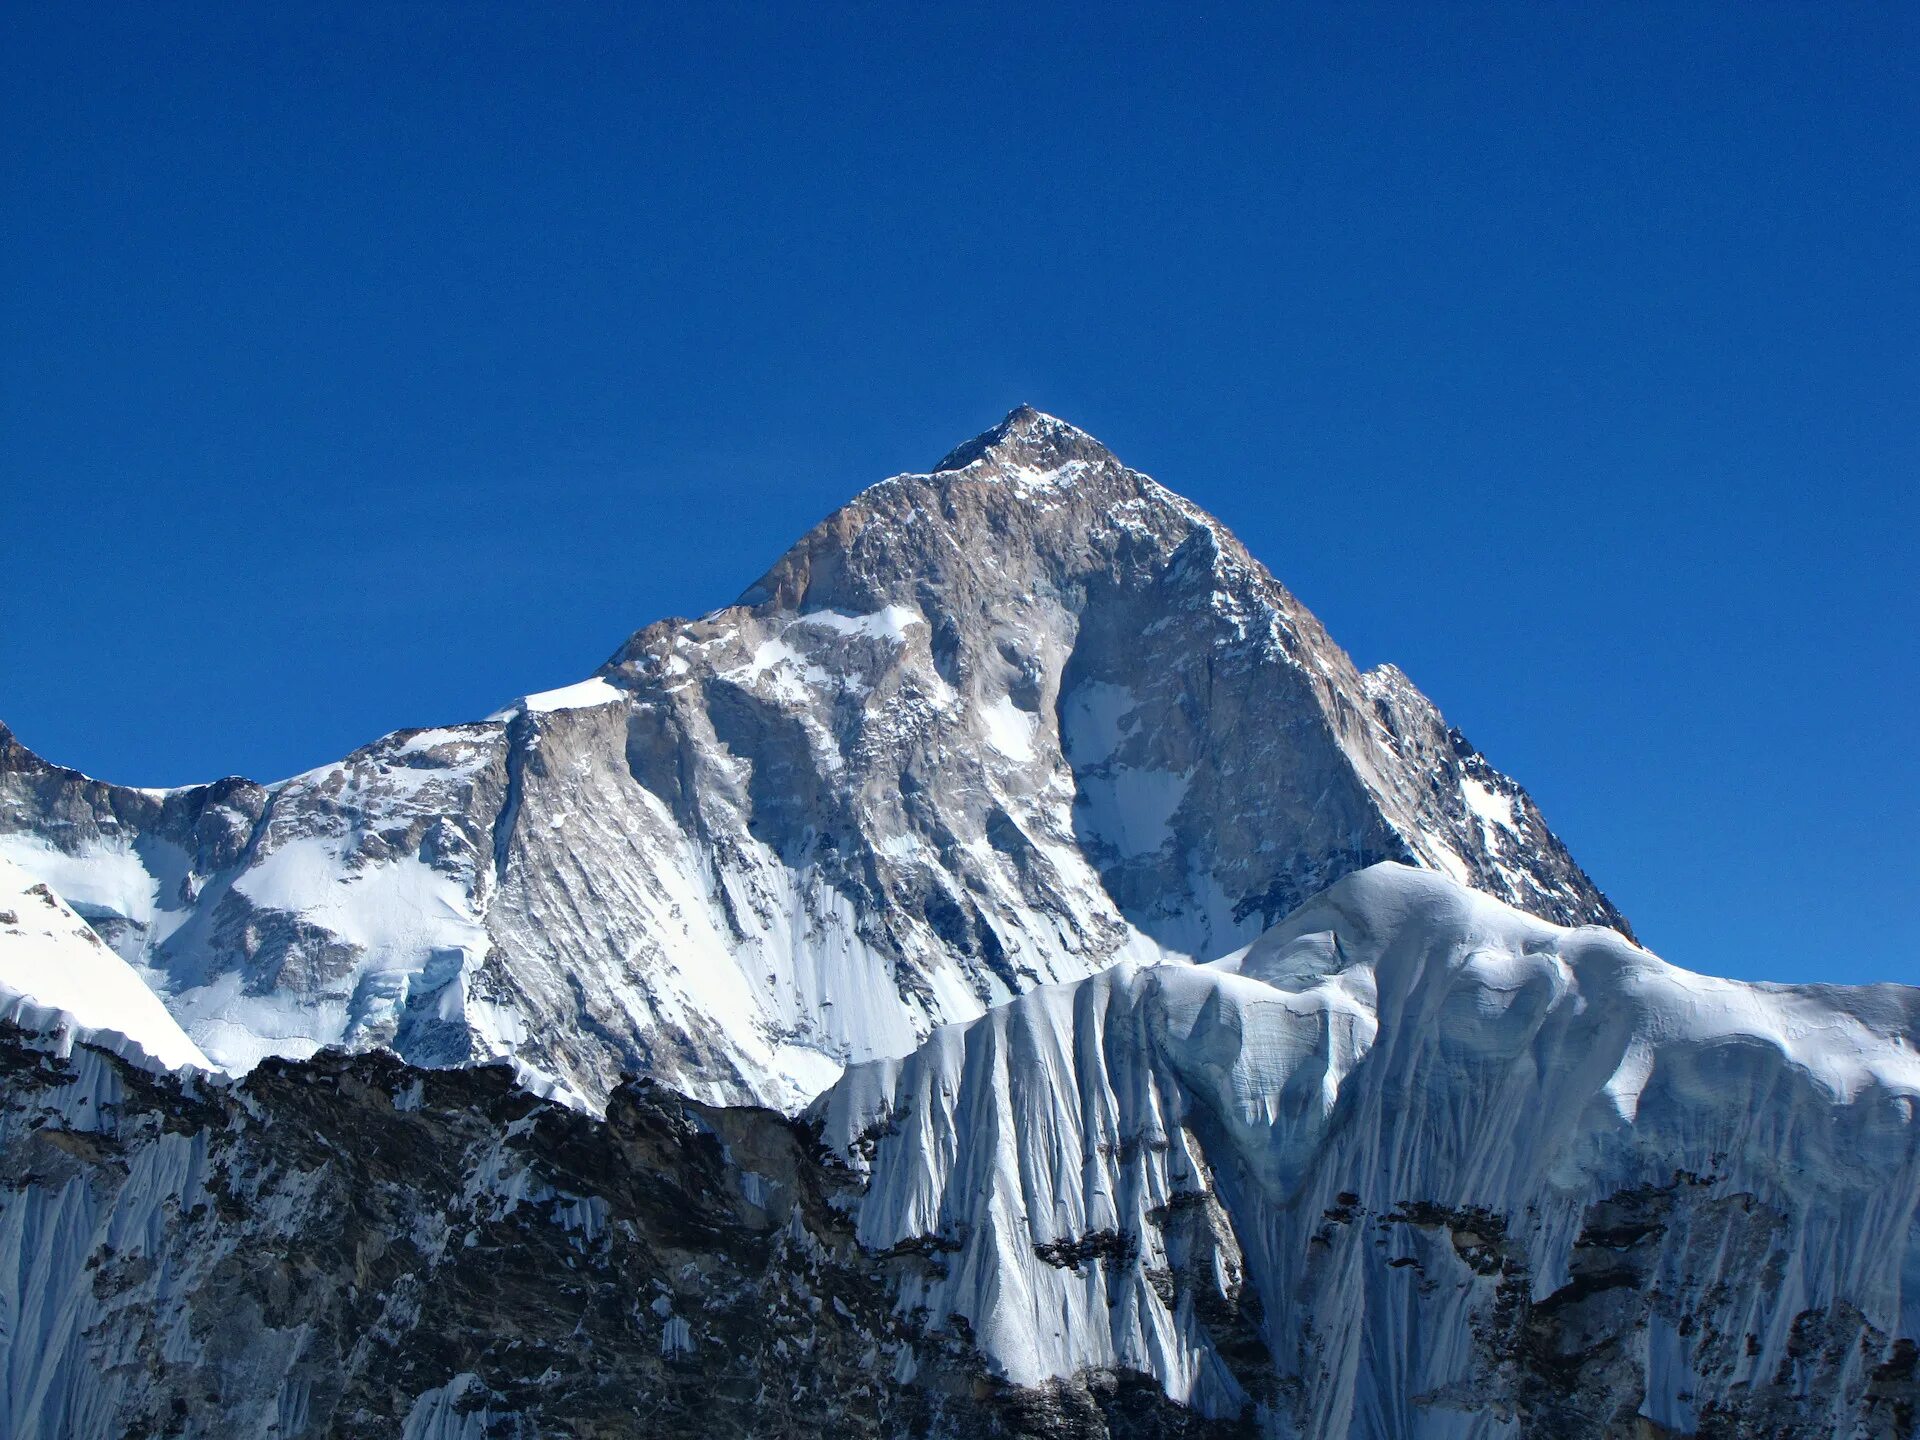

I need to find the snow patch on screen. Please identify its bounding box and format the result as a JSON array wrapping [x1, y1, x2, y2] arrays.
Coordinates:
[[980, 695, 1038, 763], [487, 676, 624, 721], [391, 727, 487, 757], [726, 636, 833, 702], [791, 604, 924, 643], [1461, 775, 1516, 835]]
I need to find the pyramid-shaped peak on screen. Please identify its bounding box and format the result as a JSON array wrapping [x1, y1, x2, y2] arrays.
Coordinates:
[[932, 405, 1118, 476]]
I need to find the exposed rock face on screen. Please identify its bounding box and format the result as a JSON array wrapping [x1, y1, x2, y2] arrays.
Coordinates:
[[0, 409, 1624, 1111], [2, 866, 1913, 1439]]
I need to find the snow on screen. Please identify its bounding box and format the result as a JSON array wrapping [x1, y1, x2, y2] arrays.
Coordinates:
[[1074, 766, 1190, 856], [234, 838, 485, 961], [391, 726, 489, 757], [1060, 680, 1137, 765], [1459, 775, 1514, 830], [0, 857, 214, 1072], [1417, 828, 1474, 885], [980, 695, 1038, 763], [728, 635, 833, 700], [170, 837, 493, 1072], [0, 833, 161, 932], [816, 862, 1920, 1425], [790, 604, 924, 643], [486, 675, 625, 721]]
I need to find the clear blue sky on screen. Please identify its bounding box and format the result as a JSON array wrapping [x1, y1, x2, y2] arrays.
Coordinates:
[[4, 4, 1915, 985]]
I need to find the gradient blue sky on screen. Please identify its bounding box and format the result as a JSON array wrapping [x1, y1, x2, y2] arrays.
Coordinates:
[[4, 4, 1915, 984]]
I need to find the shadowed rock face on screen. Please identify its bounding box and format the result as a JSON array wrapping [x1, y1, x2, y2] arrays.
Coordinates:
[[0, 409, 1626, 1110]]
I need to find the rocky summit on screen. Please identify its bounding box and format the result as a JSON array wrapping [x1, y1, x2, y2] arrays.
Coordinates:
[[1, 411, 1914, 1440]]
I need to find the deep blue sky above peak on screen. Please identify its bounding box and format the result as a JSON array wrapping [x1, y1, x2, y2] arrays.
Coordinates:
[[4, 4, 1915, 984]]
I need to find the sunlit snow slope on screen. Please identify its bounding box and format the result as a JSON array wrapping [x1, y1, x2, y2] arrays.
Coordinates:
[[816, 863, 1920, 1438], [0, 856, 212, 1073]]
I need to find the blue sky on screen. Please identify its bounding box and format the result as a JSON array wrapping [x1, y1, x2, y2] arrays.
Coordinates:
[[4, 4, 1914, 984]]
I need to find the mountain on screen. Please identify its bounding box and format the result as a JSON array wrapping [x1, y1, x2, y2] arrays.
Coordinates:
[[0, 408, 1623, 1111], [0, 409, 1913, 1438], [1, 865, 1912, 1439]]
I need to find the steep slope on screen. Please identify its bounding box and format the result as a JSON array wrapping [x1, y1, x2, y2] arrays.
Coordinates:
[[815, 863, 1920, 1438], [0, 409, 1624, 1110], [0, 855, 211, 1073]]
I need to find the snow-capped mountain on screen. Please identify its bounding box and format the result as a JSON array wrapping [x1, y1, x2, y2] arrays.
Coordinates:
[[0, 408, 1913, 1438], [0, 408, 1623, 1111]]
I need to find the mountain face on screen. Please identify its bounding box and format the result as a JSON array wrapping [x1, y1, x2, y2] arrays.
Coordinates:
[[0, 408, 1623, 1112], [2, 866, 1913, 1440], [0, 409, 1915, 1439], [0, 1011, 1244, 1440]]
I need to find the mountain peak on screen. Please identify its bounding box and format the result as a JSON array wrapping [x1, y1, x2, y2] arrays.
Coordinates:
[[931, 405, 1116, 476]]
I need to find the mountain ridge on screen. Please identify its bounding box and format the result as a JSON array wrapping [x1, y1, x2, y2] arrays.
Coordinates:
[[1, 861, 1913, 1439]]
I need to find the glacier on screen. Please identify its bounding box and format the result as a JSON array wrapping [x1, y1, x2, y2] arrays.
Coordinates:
[[0, 863, 1912, 1437], [814, 862, 1920, 1436]]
